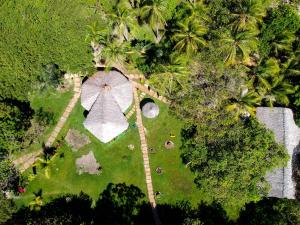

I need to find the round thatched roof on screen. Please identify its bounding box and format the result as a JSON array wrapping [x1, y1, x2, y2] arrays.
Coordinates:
[[81, 71, 132, 143], [142, 102, 159, 118]]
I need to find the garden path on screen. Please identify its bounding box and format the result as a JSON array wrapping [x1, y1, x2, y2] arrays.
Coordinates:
[[132, 84, 161, 225], [13, 75, 81, 172]]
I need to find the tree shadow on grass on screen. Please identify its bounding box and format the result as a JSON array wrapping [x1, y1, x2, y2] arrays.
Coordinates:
[[7, 183, 249, 225]]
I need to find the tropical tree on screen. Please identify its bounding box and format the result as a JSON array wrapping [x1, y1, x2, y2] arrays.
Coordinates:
[[150, 55, 190, 96], [34, 153, 57, 179], [257, 75, 295, 107], [270, 31, 296, 58], [172, 19, 207, 55], [108, 6, 136, 42], [256, 58, 296, 106], [140, 0, 167, 42], [100, 41, 132, 67], [220, 29, 258, 65], [229, 0, 267, 32], [226, 87, 261, 119]]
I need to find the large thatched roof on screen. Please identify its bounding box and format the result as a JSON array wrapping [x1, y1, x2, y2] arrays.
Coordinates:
[[256, 107, 300, 199], [81, 70, 132, 143]]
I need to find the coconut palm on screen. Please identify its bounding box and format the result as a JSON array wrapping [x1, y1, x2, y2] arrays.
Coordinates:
[[140, 0, 167, 42], [230, 0, 267, 32], [108, 7, 136, 42], [226, 86, 261, 119], [271, 31, 296, 57], [150, 55, 190, 96], [256, 58, 296, 106], [172, 19, 207, 55], [257, 75, 295, 107], [220, 29, 258, 65], [183, 0, 209, 22]]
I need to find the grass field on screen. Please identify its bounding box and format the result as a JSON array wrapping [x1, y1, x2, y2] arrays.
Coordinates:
[[15, 96, 203, 210]]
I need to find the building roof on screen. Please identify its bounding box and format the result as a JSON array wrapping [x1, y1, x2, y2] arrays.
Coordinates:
[[81, 70, 133, 112], [81, 70, 132, 143], [142, 102, 159, 118], [256, 107, 300, 199]]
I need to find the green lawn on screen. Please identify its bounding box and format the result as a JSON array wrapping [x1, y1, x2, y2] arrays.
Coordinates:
[[12, 88, 74, 160], [15, 97, 204, 210]]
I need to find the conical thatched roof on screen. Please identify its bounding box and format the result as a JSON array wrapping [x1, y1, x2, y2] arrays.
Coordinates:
[[142, 102, 159, 118], [81, 71, 132, 143], [256, 107, 300, 199]]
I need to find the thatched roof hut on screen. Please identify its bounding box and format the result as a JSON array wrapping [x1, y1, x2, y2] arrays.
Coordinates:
[[81, 71, 133, 143], [256, 107, 300, 199]]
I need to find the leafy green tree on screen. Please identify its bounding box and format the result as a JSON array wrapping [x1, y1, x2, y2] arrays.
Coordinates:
[[260, 4, 300, 59], [172, 18, 207, 55], [220, 29, 258, 65], [181, 118, 289, 218], [0, 101, 33, 156], [238, 198, 300, 225], [0, 193, 16, 224], [0, 159, 19, 191]]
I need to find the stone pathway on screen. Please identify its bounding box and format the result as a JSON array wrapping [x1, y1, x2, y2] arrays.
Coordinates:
[[13, 75, 81, 172], [132, 81, 169, 104], [133, 86, 161, 225]]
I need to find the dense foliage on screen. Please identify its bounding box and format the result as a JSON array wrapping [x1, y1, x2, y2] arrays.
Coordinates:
[[0, 0, 94, 101], [0, 0, 299, 222]]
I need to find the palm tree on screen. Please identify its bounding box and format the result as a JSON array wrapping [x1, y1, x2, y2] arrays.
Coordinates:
[[271, 31, 296, 57], [140, 0, 167, 42], [150, 55, 190, 96], [172, 19, 207, 55], [183, 0, 209, 22], [257, 75, 295, 107], [226, 86, 261, 119], [108, 6, 136, 42], [220, 29, 258, 65], [256, 58, 296, 107], [230, 0, 267, 32]]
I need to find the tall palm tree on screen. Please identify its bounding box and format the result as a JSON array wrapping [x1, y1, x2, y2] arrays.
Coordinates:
[[140, 0, 167, 42], [226, 86, 261, 119], [183, 0, 209, 22], [172, 19, 207, 55], [150, 55, 190, 96], [230, 0, 267, 32], [257, 75, 295, 107], [271, 31, 296, 57], [220, 29, 258, 65], [108, 6, 136, 42]]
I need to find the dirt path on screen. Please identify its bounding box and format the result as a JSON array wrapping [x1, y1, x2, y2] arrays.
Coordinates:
[[13, 75, 81, 172], [132, 85, 161, 225]]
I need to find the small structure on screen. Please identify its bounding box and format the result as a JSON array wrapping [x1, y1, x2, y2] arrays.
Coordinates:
[[142, 102, 159, 118], [256, 107, 300, 199], [81, 70, 133, 143], [164, 140, 175, 149], [65, 129, 91, 151], [76, 151, 101, 175]]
